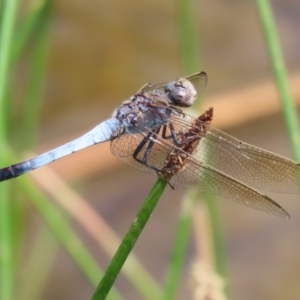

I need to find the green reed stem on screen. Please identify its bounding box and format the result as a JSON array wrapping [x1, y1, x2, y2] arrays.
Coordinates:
[[91, 178, 167, 300], [176, 0, 200, 74], [163, 1, 228, 299], [0, 1, 18, 300], [21, 0, 52, 149], [162, 196, 193, 300], [256, 0, 300, 161]]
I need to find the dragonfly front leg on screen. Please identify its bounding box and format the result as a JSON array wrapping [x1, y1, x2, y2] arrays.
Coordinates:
[[133, 127, 162, 172], [162, 123, 189, 146]]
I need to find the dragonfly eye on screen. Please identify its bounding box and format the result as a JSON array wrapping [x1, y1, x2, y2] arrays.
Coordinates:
[[164, 78, 197, 107]]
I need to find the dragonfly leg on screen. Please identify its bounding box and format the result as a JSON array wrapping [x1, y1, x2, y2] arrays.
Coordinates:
[[133, 128, 162, 172], [162, 123, 188, 146], [155, 169, 176, 189]]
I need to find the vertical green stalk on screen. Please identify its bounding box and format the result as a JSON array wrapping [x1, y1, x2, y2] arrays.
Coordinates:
[[4, 2, 54, 299], [205, 195, 227, 279], [92, 178, 167, 300], [162, 196, 193, 300], [21, 0, 52, 149], [256, 0, 300, 161], [10, 0, 49, 66], [162, 1, 201, 298], [162, 1, 228, 299], [176, 0, 200, 73], [0, 1, 18, 135], [0, 1, 18, 300]]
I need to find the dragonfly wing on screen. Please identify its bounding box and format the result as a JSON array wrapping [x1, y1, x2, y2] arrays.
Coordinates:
[[167, 110, 300, 194], [137, 82, 152, 93], [0, 118, 123, 181], [169, 158, 290, 218], [110, 108, 290, 218], [200, 126, 300, 193], [184, 71, 208, 96], [110, 127, 174, 176]]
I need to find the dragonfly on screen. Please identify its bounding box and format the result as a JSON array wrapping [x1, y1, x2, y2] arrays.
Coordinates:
[[1, 71, 300, 218]]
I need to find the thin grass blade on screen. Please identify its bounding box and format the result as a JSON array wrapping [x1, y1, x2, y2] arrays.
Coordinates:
[[256, 0, 300, 161], [0, 1, 19, 300]]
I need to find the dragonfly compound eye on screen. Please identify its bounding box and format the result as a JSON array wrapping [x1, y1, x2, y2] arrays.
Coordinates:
[[165, 78, 197, 107]]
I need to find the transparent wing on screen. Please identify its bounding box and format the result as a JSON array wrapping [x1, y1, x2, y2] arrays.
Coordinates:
[[110, 126, 174, 176], [169, 158, 289, 218], [110, 112, 290, 218], [168, 112, 300, 194], [140, 72, 208, 100]]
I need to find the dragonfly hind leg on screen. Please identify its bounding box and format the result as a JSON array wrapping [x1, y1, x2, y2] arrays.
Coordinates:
[[133, 128, 163, 173], [133, 122, 197, 173], [132, 126, 180, 190]]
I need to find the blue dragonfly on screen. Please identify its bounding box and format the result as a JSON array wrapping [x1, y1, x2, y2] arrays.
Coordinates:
[[1, 72, 299, 218]]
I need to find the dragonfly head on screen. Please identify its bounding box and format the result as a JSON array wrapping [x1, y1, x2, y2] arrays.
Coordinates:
[[164, 78, 197, 107]]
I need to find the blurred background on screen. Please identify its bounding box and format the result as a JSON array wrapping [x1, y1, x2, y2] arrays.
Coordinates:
[[2, 0, 300, 299]]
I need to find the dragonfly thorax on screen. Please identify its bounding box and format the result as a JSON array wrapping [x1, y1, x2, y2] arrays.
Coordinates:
[[112, 92, 171, 134]]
